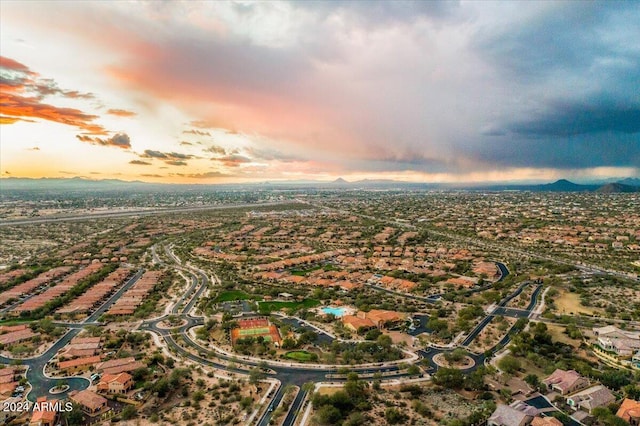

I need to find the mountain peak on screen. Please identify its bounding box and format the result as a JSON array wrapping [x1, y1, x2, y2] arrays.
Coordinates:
[[333, 177, 349, 184]]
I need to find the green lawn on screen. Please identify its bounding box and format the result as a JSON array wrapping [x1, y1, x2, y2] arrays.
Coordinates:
[[258, 299, 320, 314], [290, 265, 323, 276], [285, 350, 317, 362], [213, 290, 261, 303]]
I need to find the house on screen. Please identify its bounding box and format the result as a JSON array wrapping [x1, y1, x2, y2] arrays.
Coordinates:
[[57, 355, 101, 374], [593, 326, 640, 357], [542, 369, 589, 395], [341, 315, 375, 333], [488, 404, 532, 426], [359, 309, 406, 329], [0, 367, 17, 383], [531, 417, 562, 426], [616, 398, 640, 425], [566, 385, 616, 413], [29, 397, 58, 426], [69, 389, 109, 415], [97, 372, 134, 394], [96, 357, 145, 375]]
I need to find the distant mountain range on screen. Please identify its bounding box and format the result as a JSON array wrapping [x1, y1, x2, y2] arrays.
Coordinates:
[[0, 176, 638, 192]]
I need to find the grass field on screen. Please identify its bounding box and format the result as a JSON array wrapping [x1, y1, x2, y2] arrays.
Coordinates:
[[258, 299, 320, 313], [285, 351, 316, 362], [213, 290, 261, 303]]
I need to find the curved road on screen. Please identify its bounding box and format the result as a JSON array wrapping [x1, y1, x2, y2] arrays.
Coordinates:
[[0, 269, 144, 402], [141, 248, 546, 426]]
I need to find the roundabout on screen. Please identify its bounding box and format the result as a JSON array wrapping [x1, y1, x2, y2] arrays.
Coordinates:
[[48, 384, 70, 394], [432, 352, 476, 370]]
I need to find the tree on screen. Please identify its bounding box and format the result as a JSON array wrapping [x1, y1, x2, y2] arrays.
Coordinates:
[[365, 329, 382, 340], [599, 369, 632, 390], [121, 405, 137, 420], [343, 411, 367, 426], [407, 365, 420, 376], [623, 384, 640, 400], [524, 374, 540, 389], [497, 355, 521, 374], [433, 368, 464, 389], [445, 348, 467, 364], [248, 367, 266, 387], [314, 405, 342, 425], [376, 334, 392, 348], [385, 408, 408, 424], [61, 404, 84, 425]]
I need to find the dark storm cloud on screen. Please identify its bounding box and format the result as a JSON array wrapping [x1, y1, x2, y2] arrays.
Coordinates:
[[467, 2, 640, 171], [508, 99, 640, 137], [472, 133, 640, 170], [474, 2, 639, 80]]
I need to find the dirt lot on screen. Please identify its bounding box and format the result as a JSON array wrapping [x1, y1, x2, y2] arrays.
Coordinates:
[[553, 289, 601, 316]]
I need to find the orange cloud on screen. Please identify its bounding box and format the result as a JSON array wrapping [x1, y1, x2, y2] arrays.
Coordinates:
[[107, 108, 137, 117], [0, 115, 34, 124], [0, 56, 107, 134], [2, 91, 106, 134]]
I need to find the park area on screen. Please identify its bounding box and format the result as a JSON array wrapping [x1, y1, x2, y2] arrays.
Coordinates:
[[257, 299, 319, 314]]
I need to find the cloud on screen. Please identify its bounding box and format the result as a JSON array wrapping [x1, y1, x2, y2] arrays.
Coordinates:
[[140, 173, 163, 178], [507, 100, 640, 137], [212, 154, 252, 167], [107, 108, 137, 117], [76, 133, 131, 149], [179, 141, 193, 146], [244, 146, 304, 163], [183, 129, 211, 136], [292, 1, 461, 27], [138, 149, 194, 166], [4, 2, 639, 179], [203, 145, 226, 155], [129, 159, 151, 165], [0, 56, 115, 136], [0, 56, 34, 75], [181, 171, 233, 178], [3, 91, 106, 134], [0, 115, 34, 124], [26, 146, 40, 151], [140, 149, 167, 159]]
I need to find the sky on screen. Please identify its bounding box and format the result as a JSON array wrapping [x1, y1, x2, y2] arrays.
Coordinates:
[[1, 1, 639, 184]]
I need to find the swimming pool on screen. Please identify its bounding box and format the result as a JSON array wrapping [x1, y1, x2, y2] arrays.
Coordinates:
[[321, 306, 347, 317]]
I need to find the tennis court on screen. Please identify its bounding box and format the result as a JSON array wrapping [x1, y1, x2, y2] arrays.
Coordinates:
[[231, 317, 282, 346], [237, 326, 271, 336]]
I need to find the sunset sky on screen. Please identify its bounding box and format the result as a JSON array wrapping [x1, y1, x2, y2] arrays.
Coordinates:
[[1, 1, 638, 184]]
